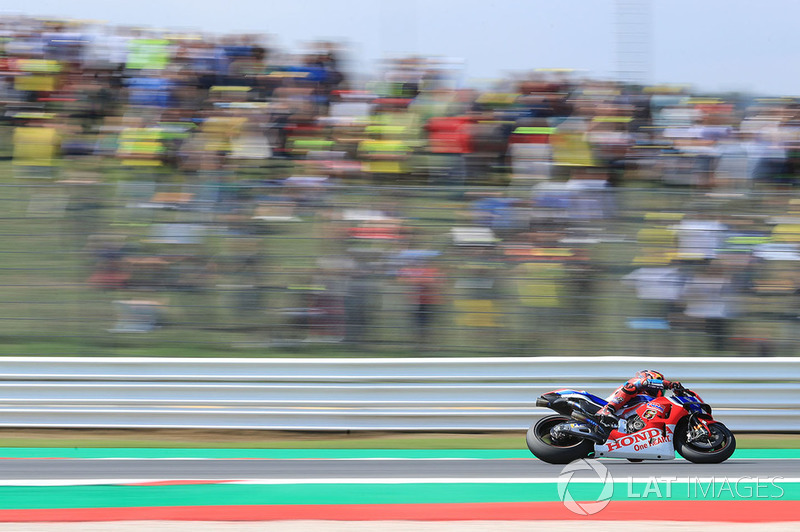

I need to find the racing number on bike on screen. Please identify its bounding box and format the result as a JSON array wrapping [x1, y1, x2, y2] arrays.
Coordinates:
[[642, 409, 657, 420]]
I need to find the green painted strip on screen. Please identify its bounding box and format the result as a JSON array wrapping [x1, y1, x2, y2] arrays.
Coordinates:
[[0, 448, 798, 460], [0, 448, 799, 459], [0, 484, 553, 509], [732, 449, 800, 459], [0, 448, 532, 459], [0, 482, 798, 510]]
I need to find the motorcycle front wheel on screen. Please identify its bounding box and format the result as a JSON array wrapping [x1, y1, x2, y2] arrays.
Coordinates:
[[675, 420, 736, 464], [526, 414, 594, 464]]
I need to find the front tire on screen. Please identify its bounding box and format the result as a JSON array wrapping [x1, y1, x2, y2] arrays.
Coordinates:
[[526, 415, 594, 464], [675, 420, 736, 464]]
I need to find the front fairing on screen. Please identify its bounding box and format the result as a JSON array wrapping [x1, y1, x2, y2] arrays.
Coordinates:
[[668, 393, 714, 417], [594, 396, 688, 460], [594, 426, 677, 460]]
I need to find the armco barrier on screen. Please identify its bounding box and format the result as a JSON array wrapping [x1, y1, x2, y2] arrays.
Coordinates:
[[0, 357, 797, 432]]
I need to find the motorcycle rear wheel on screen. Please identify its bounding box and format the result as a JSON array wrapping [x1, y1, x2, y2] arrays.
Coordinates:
[[675, 421, 736, 464], [526, 415, 594, 464]]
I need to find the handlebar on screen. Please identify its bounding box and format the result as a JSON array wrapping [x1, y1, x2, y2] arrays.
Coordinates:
[[672, 387, 699, 399]]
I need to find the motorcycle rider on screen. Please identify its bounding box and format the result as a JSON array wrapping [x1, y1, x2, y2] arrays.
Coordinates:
[[590, 370, 682, 440]]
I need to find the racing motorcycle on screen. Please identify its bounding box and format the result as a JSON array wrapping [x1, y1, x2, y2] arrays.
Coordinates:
[[527, 385, 736, 464]]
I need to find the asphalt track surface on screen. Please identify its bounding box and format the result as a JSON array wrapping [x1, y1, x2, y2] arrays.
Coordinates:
[[0, 458, 796, 480]]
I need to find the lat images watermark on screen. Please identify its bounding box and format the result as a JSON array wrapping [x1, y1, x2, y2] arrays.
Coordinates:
[[557, 459, 785, 516], [625, 475, 785, 500]]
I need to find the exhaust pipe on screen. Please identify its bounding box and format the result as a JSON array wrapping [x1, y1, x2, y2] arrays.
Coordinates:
[[536, 394, 573, 416]]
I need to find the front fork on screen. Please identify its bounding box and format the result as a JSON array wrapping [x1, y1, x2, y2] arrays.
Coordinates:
[[685, 414, 715, 443]]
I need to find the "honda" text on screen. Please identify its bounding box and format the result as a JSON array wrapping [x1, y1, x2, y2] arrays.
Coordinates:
[[606, 427, 664, 451]]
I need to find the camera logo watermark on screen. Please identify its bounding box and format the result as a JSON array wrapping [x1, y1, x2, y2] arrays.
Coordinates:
[[557, 458, 613, 515]]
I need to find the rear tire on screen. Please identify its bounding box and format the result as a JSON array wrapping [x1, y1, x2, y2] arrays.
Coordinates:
[[526, 415, 594, 464], [675, 421, 736, 464]]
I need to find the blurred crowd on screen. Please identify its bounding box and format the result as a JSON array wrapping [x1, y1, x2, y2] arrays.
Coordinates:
[[4, 15, 800, 356], [4, 15, 799, 188]]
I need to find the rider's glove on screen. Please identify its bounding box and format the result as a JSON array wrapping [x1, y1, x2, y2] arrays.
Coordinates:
[[666, 380, 683, 391]]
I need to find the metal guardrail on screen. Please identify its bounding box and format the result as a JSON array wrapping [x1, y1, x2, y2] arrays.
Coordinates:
[[0, 357, 797, 432]]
